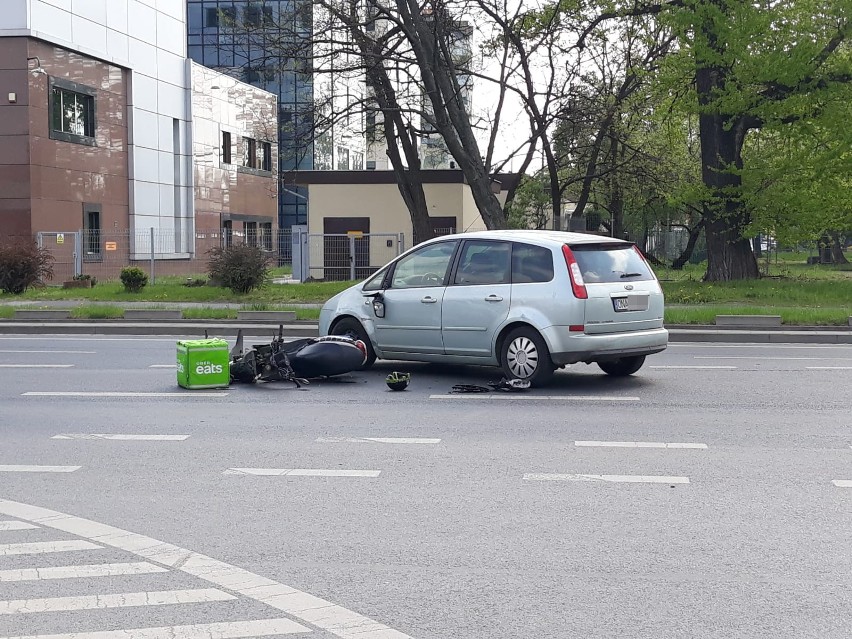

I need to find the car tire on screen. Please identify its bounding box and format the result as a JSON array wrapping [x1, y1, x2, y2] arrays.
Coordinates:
[[330, 317, 377, 369], [597, 355, 645, 377], [500, 327, 554, 387]]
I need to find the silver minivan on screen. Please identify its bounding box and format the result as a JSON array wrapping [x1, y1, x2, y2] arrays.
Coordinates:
[[319, 230, 668, 385]]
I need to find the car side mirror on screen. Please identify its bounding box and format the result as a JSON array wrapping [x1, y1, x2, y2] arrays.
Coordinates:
[[364, 292, 385, 318]]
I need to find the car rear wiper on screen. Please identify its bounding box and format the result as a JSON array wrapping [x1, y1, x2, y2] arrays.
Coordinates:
[[619, 272, 643, 278]]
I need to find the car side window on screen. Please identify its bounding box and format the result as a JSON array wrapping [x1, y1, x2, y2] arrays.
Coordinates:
[[511, 243, 554, 283], [362, 267, 387, 291], [453, 241, 511, 285], [390, 241, 458, 289]]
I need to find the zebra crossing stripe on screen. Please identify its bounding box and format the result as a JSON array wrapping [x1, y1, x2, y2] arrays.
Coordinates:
[[0, 619, 310, 639], [0, 540, 100, 556], [0, 588, 234, 615], [0, 562, 167, 582]]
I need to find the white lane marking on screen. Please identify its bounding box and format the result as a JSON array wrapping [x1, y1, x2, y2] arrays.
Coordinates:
[[671, 344, 852, 349], [0, 521, 38, 531], [23, 392, 228, 397], [0, 588, 234, 615], [224, 468, 382, 478], [650, 365, 736, 370], [0, 465, 80, 473], [52, 434, 189, 441], [832, 480, 852, 488], [150, 364, 177, 368], [694, 356, 852, 360], [0, 540, 101, 556], [430, 395, 640, 401], [574, 441, 708, 449], [524, 474, 690, 484], [0, 499, 413, 639], [0, 619, 311, 639], [316, 437, 441, 444], [0, 561, 167, 582], [0, 350, 95, 354], [0, 365, 74, 368], [807, 367, 852, 370]]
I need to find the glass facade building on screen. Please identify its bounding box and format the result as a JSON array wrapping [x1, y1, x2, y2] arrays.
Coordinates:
[[187, 0, 312, 229]]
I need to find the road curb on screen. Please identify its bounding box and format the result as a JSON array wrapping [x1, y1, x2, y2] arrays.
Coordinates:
[[0, 320, 850, 343]]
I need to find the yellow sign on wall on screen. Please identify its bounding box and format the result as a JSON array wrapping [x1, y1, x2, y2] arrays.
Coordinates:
[[56, 234, 64, 244], [346, 231, 363, 238], [105, 242, 117, 251]]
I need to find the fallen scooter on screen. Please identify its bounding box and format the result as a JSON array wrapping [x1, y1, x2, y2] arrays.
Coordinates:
[[227, 325, 368, 387]]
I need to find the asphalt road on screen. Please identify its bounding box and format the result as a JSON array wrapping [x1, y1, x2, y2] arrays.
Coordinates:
[[0, 334, 850, 638]]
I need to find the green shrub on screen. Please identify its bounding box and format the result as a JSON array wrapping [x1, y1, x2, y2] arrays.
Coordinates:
[[0, 240, 55, 294], [73, 273, 97, 287], [120, 266, 149, 293], [207, 244, 270, 294]]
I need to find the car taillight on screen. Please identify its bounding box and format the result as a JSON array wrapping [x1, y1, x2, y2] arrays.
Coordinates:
[[561, 245, 588, 299]]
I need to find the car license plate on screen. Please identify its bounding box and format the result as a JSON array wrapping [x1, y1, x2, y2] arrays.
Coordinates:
[[613, 297, 629, 312]]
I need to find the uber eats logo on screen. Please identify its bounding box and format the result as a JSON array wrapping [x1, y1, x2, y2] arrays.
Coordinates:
[[194, 359, 223, 375]]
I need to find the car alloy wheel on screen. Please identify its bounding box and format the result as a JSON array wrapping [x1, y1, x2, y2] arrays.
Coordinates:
[[500, 326, 554, 386]]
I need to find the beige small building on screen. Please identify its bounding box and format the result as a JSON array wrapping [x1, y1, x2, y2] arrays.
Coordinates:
[[289, 169, 520, 280]]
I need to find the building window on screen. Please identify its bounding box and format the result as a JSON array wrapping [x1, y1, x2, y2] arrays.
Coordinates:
[[222, 131, 232, 164], [243, 137, 257, 168], [245, 4, 262, 26], [245, 221, 258, 246], [49, 79, 96, 145], [352, 151, 364, 170], [261, 141, 272, 171], [260, 222, 272, 251], [223, 220, 233, 248], [336, 146, 349, 170], [83, 204, 101, 260]]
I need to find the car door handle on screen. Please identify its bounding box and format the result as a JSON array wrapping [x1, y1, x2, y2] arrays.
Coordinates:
[[484, 295, 503, 302], [421, 296, 438, 304]]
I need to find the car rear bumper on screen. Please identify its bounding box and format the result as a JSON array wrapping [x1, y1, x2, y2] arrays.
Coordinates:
[[545, 326, 669, 366]]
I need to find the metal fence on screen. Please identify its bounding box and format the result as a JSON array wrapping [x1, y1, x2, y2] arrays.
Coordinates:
[[5, 228, 407, 285], [292, 230, 405, 282]]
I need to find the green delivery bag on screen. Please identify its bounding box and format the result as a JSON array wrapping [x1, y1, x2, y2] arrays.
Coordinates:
[[176, 339, 230, 389]]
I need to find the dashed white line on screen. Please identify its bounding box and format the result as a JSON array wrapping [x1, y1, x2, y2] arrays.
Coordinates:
[[430, 395, 640, 401], [0, 365, 74, 368], [807, 367, 852, 370], [0, 540, 101, 556], [22, 392, 228, 397], [0, 350, 95, 354], [574, 441, 708, 449], [524, 474, 690, 484], [832, 480, 852, 488], [650, 365, 736, 370], [224, 468, 382, 478], [694, 356, 852, 361], [0, 465, 80, 473], [150, 364, 177, 368], [0, 498, 413, 639], [316, 437, 441, 444], [0, 521, 38, 531], [0, 588, 234, 615], [0, 619, 311, 639], [52, 434, 189, 441], [0, 561, 167, 582]]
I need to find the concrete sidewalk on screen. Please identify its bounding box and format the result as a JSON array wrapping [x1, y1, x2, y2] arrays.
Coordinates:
[[0, 319, 850, 343]]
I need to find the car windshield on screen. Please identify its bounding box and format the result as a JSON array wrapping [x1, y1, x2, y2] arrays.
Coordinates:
[[570, 244, 654, 283]]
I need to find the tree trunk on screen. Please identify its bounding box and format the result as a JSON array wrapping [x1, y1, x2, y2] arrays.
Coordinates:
[[671, 219, 706, 270], [829, 231, 849, 264], [696, 66, 759, 281]]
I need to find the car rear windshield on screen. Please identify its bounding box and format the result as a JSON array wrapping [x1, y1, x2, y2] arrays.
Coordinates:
[[569, 244, 654, 283]]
